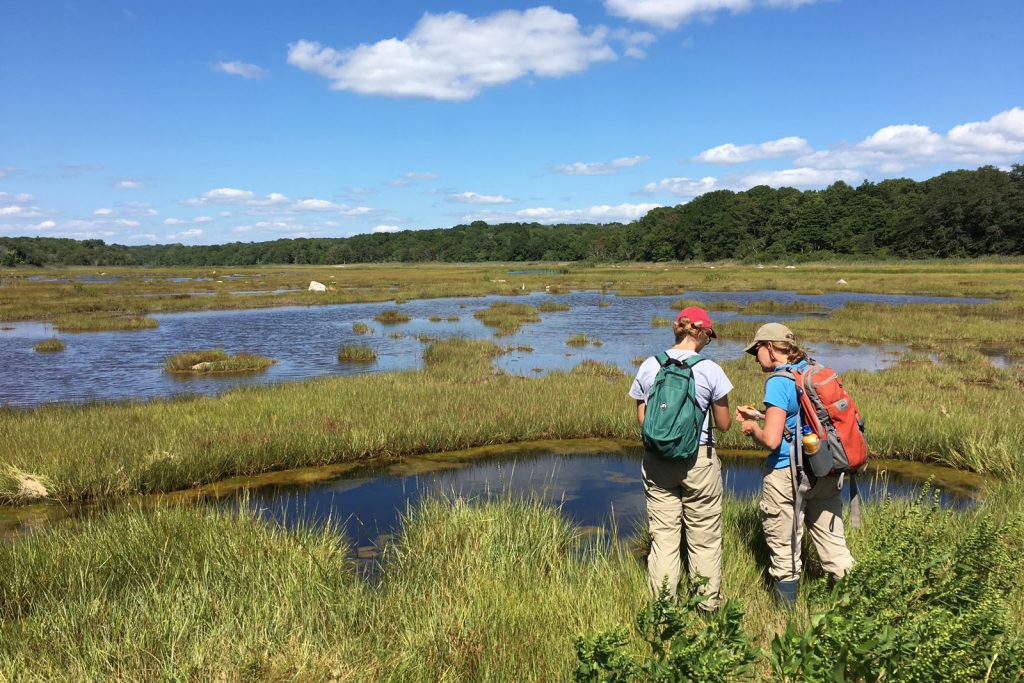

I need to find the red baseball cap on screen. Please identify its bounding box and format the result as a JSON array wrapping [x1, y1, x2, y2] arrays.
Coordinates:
[[675, 306, 717, 338]]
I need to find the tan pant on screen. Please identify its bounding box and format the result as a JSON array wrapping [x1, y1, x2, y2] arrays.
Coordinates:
[[642, 449, 723, 610], [760, 466, 854, 583]]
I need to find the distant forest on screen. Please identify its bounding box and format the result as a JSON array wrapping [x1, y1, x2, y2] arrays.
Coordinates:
[[3, 165, 1022, 267]]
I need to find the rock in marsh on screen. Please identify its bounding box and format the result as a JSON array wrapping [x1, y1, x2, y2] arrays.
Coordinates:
[[308, 280, 327, 292]]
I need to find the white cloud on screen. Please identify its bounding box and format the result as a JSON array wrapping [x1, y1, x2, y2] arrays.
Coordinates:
[[372, 225, 403, 233], [94, 208, 114, 216], [464, 202, 662, 224], [0, 167, 20, 179], [734, 167, 861, 188], [114, 219, 141, 227], [450, 191, 514, 204], [605, 0, 822, 29], [551, 155, 650, 175], [212, 60, 269, 80], [643, 176, 719, 197], [404, 172, 439, 181], [115, 179, 144, 189], [287, 7, 617, 101], [163, 218, 186, 225], [796, 107, 1024, 173], [612, 28, 657, 58], [167, 229, 204, 240], [35, 220, 57, 229], [0, 207, 28, 217], [194, 215, 213, 223], [694, 136, 811, 164]]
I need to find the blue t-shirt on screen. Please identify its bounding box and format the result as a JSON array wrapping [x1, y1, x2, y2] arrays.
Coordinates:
[[762, 360, 809, 469]]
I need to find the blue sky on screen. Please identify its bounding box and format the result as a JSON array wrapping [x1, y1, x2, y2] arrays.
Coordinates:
[[2, 0, 1022, 246]]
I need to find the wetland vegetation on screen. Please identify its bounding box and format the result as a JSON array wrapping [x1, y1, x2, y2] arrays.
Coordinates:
[[164, 350, 275, 374], [337, 344, 377, 363], [32, 338, 64, 353], [2, 260, 1024, 679]]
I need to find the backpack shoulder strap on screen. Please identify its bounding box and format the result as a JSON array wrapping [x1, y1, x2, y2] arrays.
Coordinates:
[[682, 353, 705, 368], [655, 352, 671, 367]]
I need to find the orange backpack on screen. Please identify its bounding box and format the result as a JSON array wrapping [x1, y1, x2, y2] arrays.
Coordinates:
[[776, 362, 868, 526]]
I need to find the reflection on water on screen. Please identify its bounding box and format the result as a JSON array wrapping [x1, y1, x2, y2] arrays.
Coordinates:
[[0, 289, 989, 407], [230, 449, 977, 560]]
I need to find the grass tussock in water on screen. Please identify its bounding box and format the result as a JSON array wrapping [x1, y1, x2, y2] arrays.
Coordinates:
[[164, 349, 275, 374], [352, 321, 371, 335], [650, 316, 672, 327], [473, 302, 541, 336], [538, 301, 571, 312], [567, 334, 601, 347], [33, 338, 65, 353], [338, 344, 377, 363], [373, 308, 410, 325], [53, 314, 159, 333]]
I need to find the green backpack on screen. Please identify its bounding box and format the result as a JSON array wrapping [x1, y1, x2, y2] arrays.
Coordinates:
[[641, 352, 712, 460]]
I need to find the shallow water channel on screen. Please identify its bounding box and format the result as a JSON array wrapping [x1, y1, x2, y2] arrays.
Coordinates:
[[1, 441, 983, 563], [0, 289, 991, 407]]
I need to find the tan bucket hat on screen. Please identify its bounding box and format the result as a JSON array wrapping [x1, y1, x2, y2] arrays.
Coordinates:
[[743, 322, 796, 355]]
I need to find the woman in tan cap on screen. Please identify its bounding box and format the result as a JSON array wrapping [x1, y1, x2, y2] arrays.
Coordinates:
[[629, 306, 733, 611], [736, 323, 853, 607]]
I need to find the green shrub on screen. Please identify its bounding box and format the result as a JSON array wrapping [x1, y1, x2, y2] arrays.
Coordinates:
[[770, 489, 1024, 682], [574, 585, 759, 682]]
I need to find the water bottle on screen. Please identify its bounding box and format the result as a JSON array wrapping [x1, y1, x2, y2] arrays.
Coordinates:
[[801, 425, 820, 455]]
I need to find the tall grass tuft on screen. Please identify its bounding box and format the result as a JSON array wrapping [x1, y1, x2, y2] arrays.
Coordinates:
[[338, 344, 377, 363], [374, 309, 411, 325], [164, 349, 275, 374], [539, 301, 571, 313], [33, 338, 65, 353], [650, 316, 672, 327], [352, 321, 371, 335]]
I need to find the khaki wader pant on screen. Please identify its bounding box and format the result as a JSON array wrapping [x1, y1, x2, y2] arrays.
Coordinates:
[[760, 466, 854, 583], [642, 448, 722, 610]]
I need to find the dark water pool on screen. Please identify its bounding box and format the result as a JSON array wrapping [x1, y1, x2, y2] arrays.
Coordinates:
[[227, 449, 978, 561], [0, 289, 989, 407]]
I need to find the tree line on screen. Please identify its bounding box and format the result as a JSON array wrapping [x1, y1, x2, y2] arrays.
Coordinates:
[[2, 164, 1022, 268]]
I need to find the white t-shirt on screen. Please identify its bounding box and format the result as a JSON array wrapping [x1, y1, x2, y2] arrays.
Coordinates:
[[629, 349, 733, 445]]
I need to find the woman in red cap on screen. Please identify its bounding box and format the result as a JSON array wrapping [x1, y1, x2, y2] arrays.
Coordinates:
[[629, 306, 734, 611]]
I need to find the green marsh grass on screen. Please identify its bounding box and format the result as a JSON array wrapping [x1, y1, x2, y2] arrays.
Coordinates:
[[2, 339, 1024, 505], [352, 321, 370, 334], [650, 316, 672, 327], [33, 338, 65, 353], [473, 301, 541, 336], [164, 349, 275, 374], [538, 301, 571, 312], [567, 334, 595, 347], [54, 314, 159, 332], [2, 486, 1019, 680], [338, 344, 377, 363], [374, 308, 411, 325]]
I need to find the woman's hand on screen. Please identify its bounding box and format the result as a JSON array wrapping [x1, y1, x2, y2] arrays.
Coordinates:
[[736, 404, 764, 420], [741, 419, 760, 437]]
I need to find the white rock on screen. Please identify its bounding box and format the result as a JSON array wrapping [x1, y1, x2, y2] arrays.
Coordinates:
[[785, 265, 796, 270], [836, 278, 848, 285], [308, 280, 327, 292]]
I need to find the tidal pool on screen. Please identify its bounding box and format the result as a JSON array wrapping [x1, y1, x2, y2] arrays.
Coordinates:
[[227, 445, 978, 562], [0, 289, 989, 407], [0, 441, 982, 552]]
